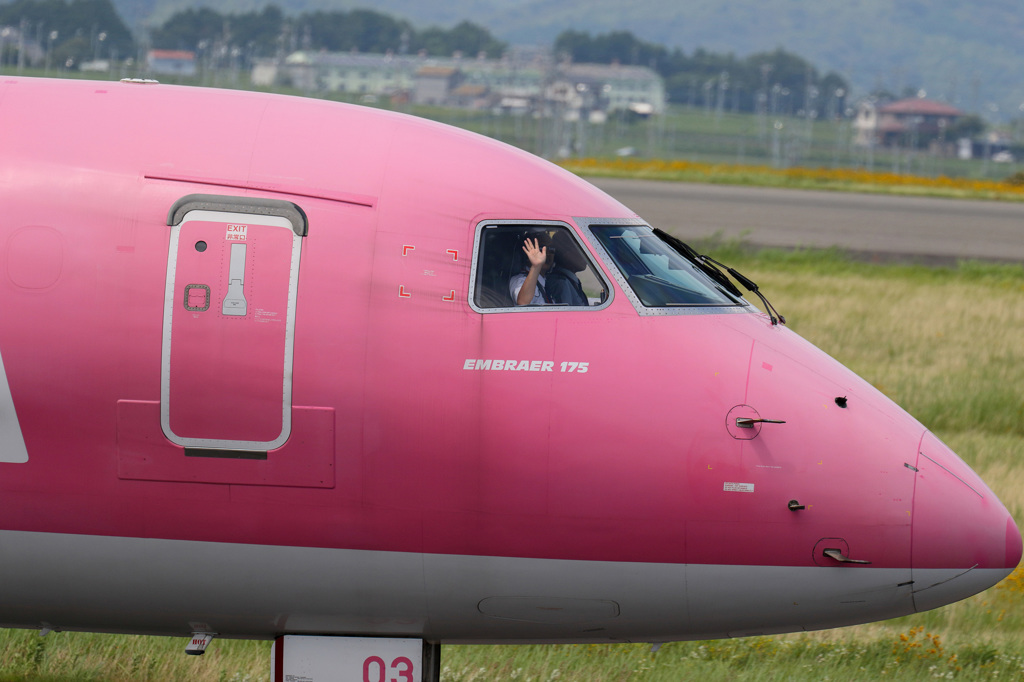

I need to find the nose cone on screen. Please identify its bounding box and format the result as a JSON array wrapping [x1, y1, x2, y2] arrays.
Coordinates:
[[911, 431, 1022, 612]]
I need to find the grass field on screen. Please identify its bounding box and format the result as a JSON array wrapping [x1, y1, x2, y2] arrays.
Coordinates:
[[0, 247, 1021, 681]]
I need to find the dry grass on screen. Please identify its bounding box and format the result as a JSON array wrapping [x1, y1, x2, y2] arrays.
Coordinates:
[[0, 629, 269, 681], [748, 258, 1024, 439]]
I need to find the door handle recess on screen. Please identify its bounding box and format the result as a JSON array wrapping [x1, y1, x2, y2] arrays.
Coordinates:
[[822, 548, 871, 565]]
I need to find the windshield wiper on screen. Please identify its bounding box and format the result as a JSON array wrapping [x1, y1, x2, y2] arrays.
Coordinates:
[[650, 229, 740, 298], [652, 228, 786, 326]]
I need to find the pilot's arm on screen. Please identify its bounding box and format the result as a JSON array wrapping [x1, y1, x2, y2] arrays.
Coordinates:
[[515, 238, 548, 306]]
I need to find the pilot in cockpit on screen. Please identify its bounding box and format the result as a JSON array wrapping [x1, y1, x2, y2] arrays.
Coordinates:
[[510, 231, 590, 307], [510, 234, 555, 305]]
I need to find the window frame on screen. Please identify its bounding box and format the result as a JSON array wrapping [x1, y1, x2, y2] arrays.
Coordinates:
[[468, 219, 614, 313], [579, 217, 757, 317]]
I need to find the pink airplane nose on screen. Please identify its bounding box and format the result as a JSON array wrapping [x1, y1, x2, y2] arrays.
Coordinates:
[[910, 431, 1022, 612]]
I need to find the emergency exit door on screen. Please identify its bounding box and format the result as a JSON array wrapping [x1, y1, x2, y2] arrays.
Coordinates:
[[160, 195, 307, 451]]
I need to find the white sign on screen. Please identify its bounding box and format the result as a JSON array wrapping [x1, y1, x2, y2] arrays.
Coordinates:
[[273, 636, 422, 682]]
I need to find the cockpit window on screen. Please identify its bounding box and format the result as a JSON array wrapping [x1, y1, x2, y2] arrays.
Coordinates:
[[472, 224, 609, 310], [590, 225, 743, 307]]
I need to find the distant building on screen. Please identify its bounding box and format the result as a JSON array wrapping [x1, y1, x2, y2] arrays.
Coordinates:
[[449, 83, 490, 109], [265, 51, 420, 96], [256, 50, 666, 116], [147, 50, 196, 77], [250, 59, 279, 87], [854, 97, 964, 147], [80, 60, 111, 73], [559, 63, 665, 116], [413, 65, 461, 106]]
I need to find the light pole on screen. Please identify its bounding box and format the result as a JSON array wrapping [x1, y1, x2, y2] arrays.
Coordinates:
[[94, 31, 106, 63], [0, 27, 11, 73], [45, 30, 57, 75], [832, 89, 846, 167], [17, 18, 26, 73], [715, 70, 728, 126], [772, 119, 783, 167]]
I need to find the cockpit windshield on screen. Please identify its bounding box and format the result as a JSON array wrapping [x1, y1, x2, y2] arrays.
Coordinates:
[[591, 225, 744, 307]]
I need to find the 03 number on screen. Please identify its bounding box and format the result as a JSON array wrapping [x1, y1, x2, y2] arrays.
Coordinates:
[[363, 655, 414, 682]]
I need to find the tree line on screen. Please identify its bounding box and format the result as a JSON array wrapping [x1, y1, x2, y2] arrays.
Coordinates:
[[150, 5, 508, 61], [555, 30, 849, 118], [0, 1, 509, 68]]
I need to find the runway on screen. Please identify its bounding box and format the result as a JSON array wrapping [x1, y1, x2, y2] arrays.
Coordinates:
[[587, 177, 1024, 264]]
